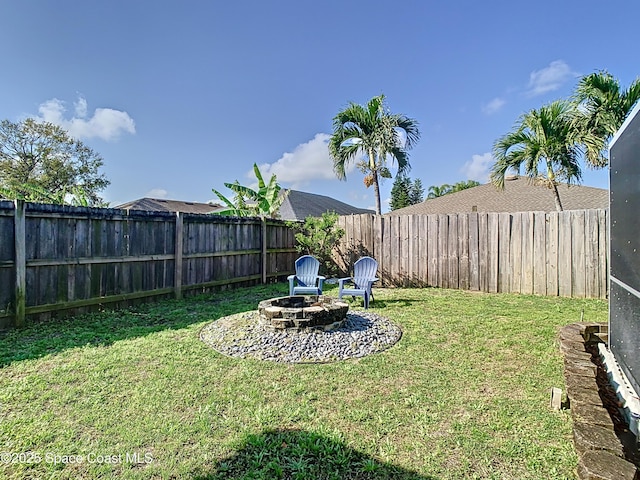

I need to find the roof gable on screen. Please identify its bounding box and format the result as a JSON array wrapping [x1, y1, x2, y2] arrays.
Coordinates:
[[279, 190, 374, 220], [387, 177, 608, 215], [115, 198, 225, 214]]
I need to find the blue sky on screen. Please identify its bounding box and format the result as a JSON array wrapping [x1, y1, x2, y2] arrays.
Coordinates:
[[2, 1, 638, 211]]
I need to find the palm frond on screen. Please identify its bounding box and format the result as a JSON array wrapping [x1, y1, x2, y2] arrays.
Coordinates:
[[329, 94, 420, 214], [491, 100, 581, 193]]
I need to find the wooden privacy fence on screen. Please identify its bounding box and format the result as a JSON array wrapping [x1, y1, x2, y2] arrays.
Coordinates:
[[0, 201, 297, 328], [335, 209, 608, 298]]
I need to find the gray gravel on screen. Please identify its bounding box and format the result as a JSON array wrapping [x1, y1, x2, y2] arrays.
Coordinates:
[[200, 311, 402, 363]]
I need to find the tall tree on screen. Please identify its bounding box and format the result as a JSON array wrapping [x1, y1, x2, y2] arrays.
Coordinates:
[[409, 178, 424, 205], [329, 95, 420, 215], [491, 100, 582, 212], [212, 163, 288, 218], [0, 118, 109, 206], [572, 71, 640, 167], [389, 174, 411, 211], [390, 174, 424, 210]]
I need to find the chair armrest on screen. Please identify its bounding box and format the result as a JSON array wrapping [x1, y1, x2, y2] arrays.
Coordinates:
[[317, 276, 325, 291], [362, 278, 379, 292], [338, 277, 353, 288], [287, 275, 296, 296]]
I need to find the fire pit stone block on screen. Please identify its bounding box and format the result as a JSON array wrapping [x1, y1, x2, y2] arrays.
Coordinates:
[[258, 295, 349, 331]]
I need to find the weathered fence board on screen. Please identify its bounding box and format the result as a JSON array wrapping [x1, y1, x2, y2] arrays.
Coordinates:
[[427, 215, 439, 287], [400, 215, 410, 285], [584, 209, 599, 298], [545, 212, 559, 296], [533, 212, 547, 296], [448, 215, 459, 290], [458, 214, 469, 291], [438, 215, 449, 289], [468, 212, 479, 291], [521, 212, 534, 295], [336, 209, 608, 299], [407, 215, 418, 284], [488, 213, 499, 294], [558, 212, 573, 297], [510, 212, 523, 294], [498, 213, 511, 293], [478, 213, 489, 293], [597, 209, 608, 299], [571, 210, 587, 298]]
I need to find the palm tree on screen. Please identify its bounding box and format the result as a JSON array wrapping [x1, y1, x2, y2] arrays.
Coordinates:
[[491, 100, 582, 212], [329, 95, 420, 215], [426, 184, 452, 199], [212, 163, 288, 218], [572, 71, 640, 167], [451, 180, 480, 193]]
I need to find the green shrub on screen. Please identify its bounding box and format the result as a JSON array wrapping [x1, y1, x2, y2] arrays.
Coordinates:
[[287, 212, 345, 277]]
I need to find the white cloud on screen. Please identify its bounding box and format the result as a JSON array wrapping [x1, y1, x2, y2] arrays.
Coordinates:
[[74, 97, 88, 117], [257, 133, 356, 188], [145, 188, 169, 199], [526, 60, 578, 96], [36, 96, 136, 141], [482, 97, 506, 115], [461, 152, 493, 182]]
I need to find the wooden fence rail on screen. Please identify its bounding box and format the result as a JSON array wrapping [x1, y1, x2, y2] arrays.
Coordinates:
[[0, 201, 297, 329], [335, 209, 608, 298]]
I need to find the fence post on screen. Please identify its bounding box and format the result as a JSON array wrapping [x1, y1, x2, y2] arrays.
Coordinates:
[[174, 212, 183, 299], [14, 200, 26, 327], [261, 217, 267, 284]]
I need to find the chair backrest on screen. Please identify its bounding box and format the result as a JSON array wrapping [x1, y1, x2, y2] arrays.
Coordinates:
[[353, 256, 378, 287], [295, 255, 320, 286]]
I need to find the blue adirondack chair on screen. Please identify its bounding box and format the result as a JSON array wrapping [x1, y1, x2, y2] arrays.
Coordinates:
[[288, 255, 326, 296], [338, 256, 379, 309]]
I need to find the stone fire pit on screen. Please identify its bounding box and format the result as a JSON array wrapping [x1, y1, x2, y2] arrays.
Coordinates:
[[200, 296, 403, 363], [258, 295, 349, 331]]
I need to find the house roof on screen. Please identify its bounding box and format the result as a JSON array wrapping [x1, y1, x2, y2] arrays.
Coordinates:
[[279, 189, 374, 221], [386, 176, 609, 215], [115, 198, 225, 214]]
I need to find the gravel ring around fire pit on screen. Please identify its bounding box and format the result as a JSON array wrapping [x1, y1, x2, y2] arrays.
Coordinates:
[[200, 311, 402, 363]]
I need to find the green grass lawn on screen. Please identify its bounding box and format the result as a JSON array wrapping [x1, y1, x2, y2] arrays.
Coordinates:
[[0, 284, 607, 479]]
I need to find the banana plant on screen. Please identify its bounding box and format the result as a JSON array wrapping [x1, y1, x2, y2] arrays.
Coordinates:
[[211, 163, 288, 218]]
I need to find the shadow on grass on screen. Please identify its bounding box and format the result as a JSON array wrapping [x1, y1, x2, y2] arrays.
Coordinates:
[[193, 428, 437, 480], [357, 297, 423, 309], [0, 283, 288, 367]]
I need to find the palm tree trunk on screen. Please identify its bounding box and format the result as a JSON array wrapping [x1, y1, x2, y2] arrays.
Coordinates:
[[372, 172, 382, 215], [546, 162, 563, 211], [551, 182, 564, 211], [367, 150, 382, 215]]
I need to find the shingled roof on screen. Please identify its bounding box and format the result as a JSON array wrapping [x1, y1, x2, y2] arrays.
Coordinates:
[[279, 189, 374, 221], [386, 176, 609, 215], [115, 198, 225, 214]]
